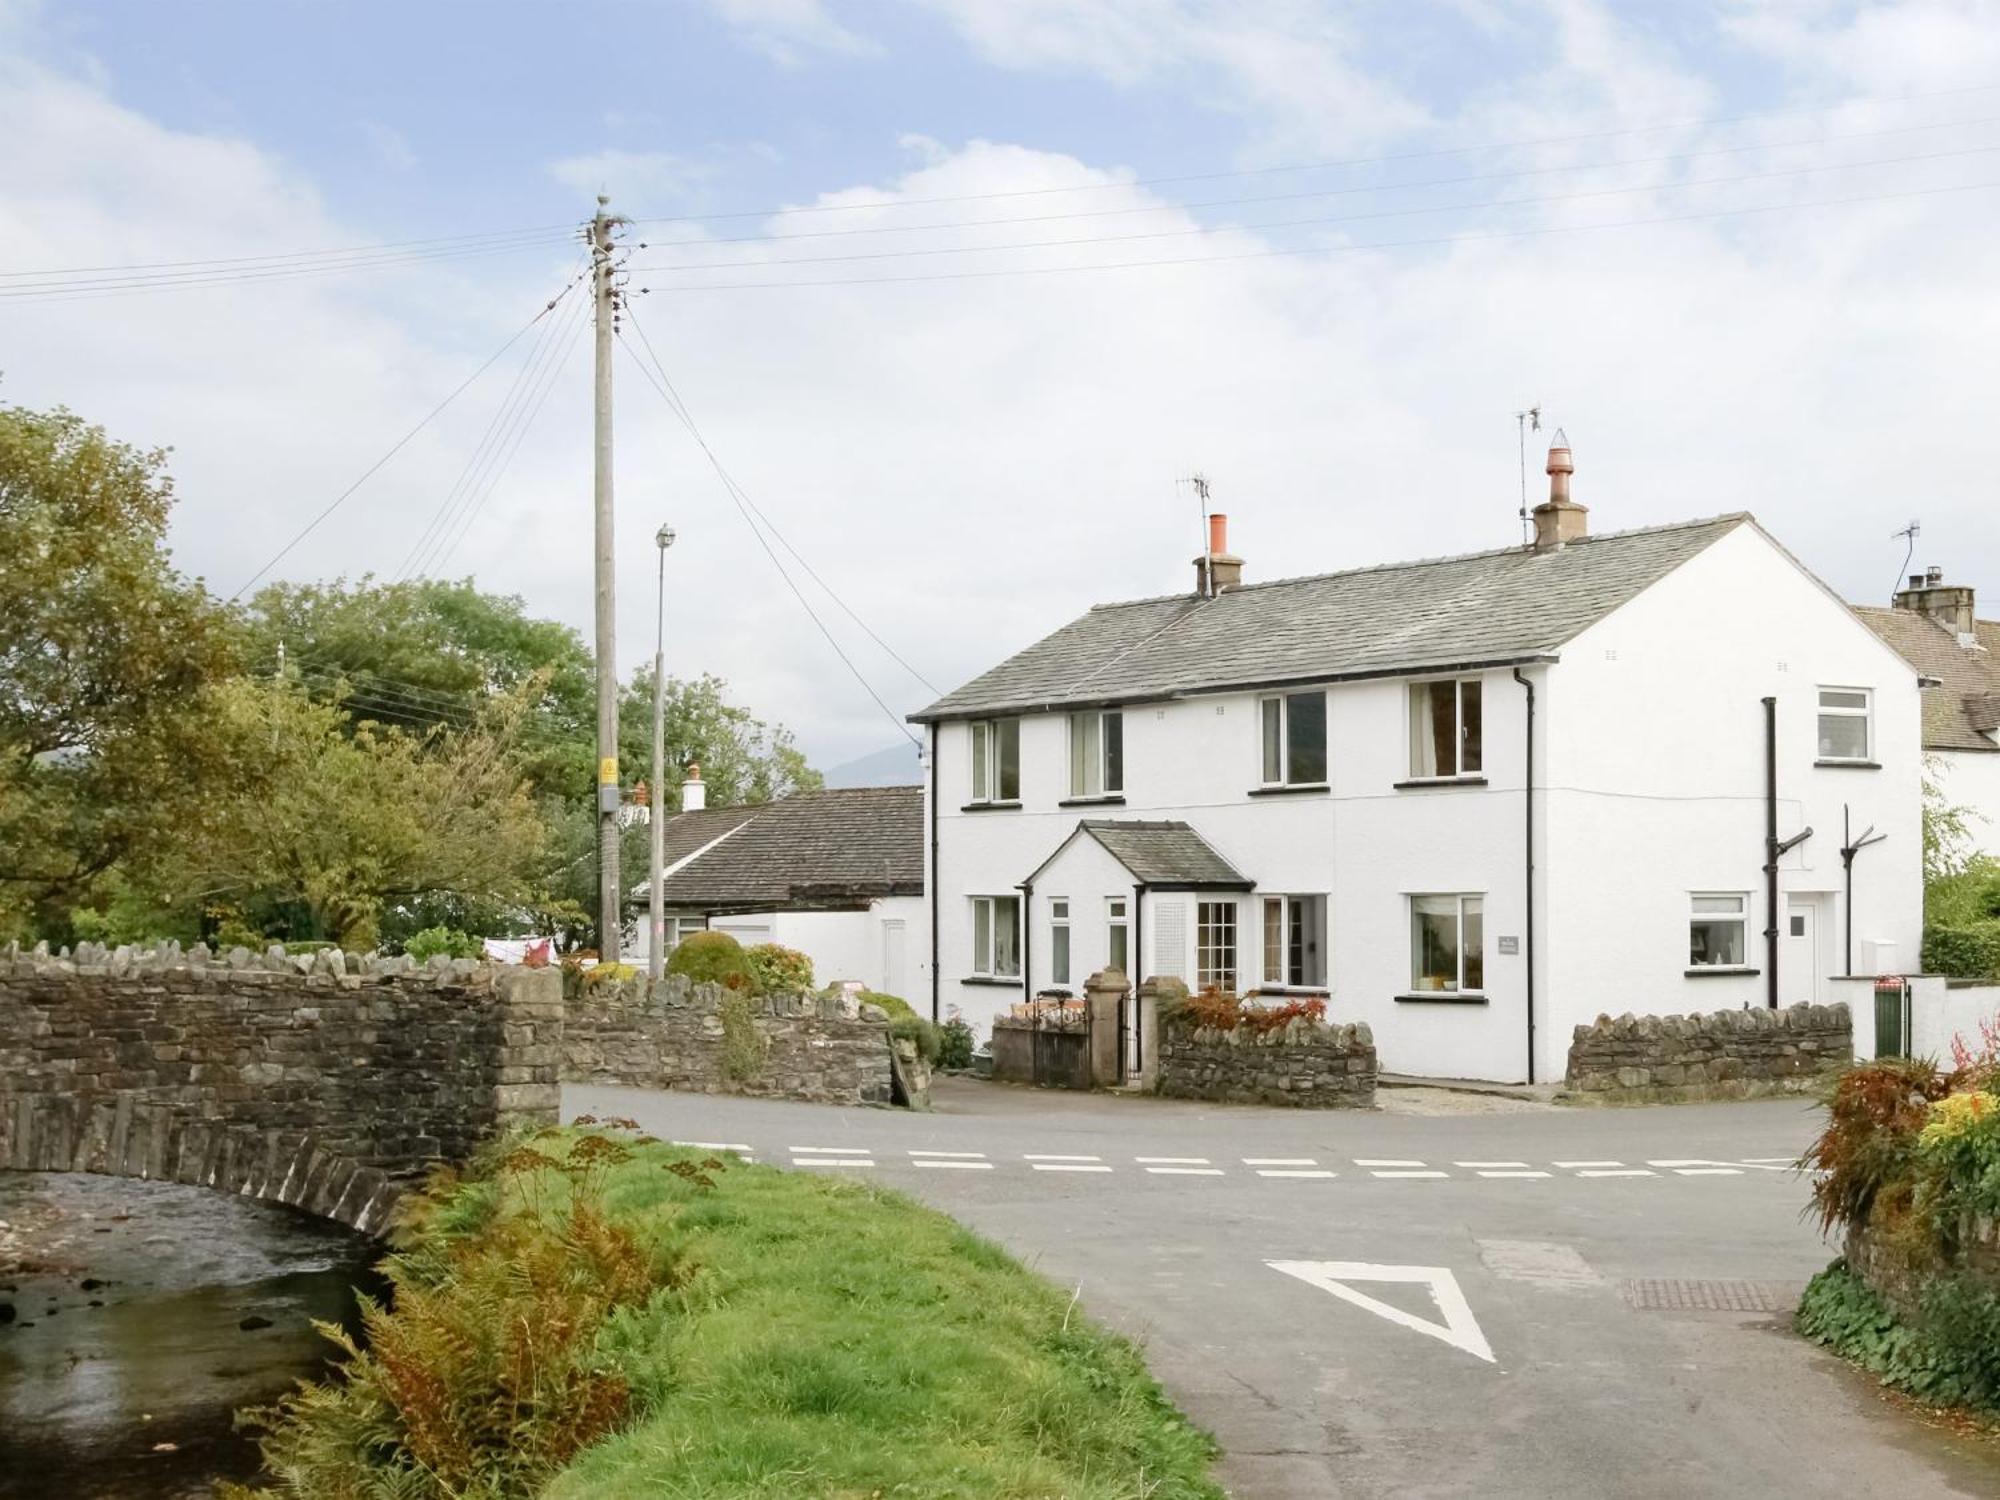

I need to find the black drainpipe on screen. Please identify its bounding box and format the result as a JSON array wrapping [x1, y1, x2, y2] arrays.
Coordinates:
[[928, 723, 940, 1023], [1764, 696, 1779, 1009], [1512, 667, 1536, 1085]]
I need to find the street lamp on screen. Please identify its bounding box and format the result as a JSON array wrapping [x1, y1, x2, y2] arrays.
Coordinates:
[[648, 522, 676, 980]]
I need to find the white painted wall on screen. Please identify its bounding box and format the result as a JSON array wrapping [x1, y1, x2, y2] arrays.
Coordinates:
[[1830, 974, 2000, 1067], [1544, 524, 1923, 1082], [1934, 746, 2000, 861], [670, 897, 927, 1001]]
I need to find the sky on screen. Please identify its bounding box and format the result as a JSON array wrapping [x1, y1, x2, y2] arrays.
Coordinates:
[[3, 0, 1997, 774]]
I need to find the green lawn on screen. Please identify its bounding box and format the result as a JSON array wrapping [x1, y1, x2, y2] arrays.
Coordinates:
[[544, 1135, 1221, 1499]]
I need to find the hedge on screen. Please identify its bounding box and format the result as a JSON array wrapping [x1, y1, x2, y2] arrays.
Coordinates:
[[1921, 920, 2000, 981]]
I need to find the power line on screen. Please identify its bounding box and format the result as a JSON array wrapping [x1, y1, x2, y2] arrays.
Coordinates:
[[635, 174, 2000, 293], [615, 320, 927, 747], [229, 273, 580, 600], [630, 110, 2000, 252], [633, 139, 2000, 277], [625, 80, 2000, 226], [620, 301, 941, 698]]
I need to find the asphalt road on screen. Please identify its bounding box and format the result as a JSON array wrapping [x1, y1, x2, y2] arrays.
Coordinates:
[[564, 1079, 2000, 1499]]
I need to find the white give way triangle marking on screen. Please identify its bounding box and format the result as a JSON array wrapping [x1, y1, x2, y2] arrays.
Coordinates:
[[1267, 1260, 1496, 1364]]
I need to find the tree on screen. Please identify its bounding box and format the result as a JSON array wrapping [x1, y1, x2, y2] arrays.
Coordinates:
[[0, 402, 236, 937], [149, 679, 547, 949], [618, 669, 821, 812]]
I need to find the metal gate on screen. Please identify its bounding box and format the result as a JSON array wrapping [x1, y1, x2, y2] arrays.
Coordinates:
[[1873, 976, 1911, 1059], [1027, 995, 1091, 1089]]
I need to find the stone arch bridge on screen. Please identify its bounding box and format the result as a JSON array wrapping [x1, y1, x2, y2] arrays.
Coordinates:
[[0, 945, 561, 1236]]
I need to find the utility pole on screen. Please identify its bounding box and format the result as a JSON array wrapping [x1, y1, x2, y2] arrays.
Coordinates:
[[591, 196, 627, 959], [649, 522, 676, 980]]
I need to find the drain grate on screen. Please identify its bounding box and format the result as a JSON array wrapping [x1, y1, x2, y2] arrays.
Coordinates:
[[1623, 1278, 1795, 1313]]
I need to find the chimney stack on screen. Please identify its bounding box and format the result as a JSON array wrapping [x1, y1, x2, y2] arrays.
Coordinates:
[[1894, 567, 1977, 643], [1531, 430, 1588, 550], [1195, 512, 1244, 594], [681, 762, 707, 812]]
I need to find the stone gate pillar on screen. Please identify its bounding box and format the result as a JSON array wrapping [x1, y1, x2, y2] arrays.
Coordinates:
[[1083, 969, 1129, 1087]]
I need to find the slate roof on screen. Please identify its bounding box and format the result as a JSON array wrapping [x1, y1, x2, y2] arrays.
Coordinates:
[[912, 515, 1751, 721], [1031, 820, 1252, 890], [1852, 606, 2000, 753], [653, 786, 924, 911]]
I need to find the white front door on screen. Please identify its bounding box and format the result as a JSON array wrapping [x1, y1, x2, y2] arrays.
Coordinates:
[[1782, 896, 1821, 1003], [881, 919, 907, 999]]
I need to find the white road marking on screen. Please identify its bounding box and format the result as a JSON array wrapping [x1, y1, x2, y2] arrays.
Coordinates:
[[1648, 1160, 1747, 1176], [1146, 1166, 1225, 1176], [1478, 1170, 1551, 1179], [676, 1141, 753, 1152], [1554, 1160, 1624, 1168], [1739, 1156, 1798, 1165], [1136, 1156, 1212, 1165], [1671, 1167, 1744, 1176], [908, 1150, 987, 1159], [1032, 1163, 1113, 1173], [1024, 1154, 1102, 1162], [794, 1158, 874, 1168], [1456, 1160, 1528, 1169], [1259, 1168, 1339, 1179], [1244, 1157, 1318, 1167], [1354, 1158, 1427, 1167], [1372, 1170, 1450, 1179], [912, 1159, 993, 1170], [1268, 1260, 1495, 1364], [790, 1146, 871, 1155], [1576, 1168, 1655, 1178]]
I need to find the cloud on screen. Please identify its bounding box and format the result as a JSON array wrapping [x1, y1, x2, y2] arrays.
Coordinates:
[[1719, 0, 2000, 92], [706, 0, 880, 64], [550, 148, 718, 205], [4, 4, 1998, 772]]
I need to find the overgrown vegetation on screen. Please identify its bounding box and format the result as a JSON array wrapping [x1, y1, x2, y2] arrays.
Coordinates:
[[718, 991, 769, 1082], [862, 989, 939, 1061], [231, 1125, 1221, 1499], [665, 929, 756, 990], [1797, 1030, 2000, 1414], [744, 941, 813, 994], [403, 925, 484, 962], [938, 1015, 977, 1070], [1921, 766, 2000, 979], [1167, 987, 1330, 1034]]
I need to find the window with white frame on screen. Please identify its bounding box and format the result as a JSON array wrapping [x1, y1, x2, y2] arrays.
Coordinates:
[[1410, 894, 1483, 992], [1106, 896, 1130, 975], [971, 895, 1021, 978], [1068, 710, 1124, 797], [1196, 900, 1239, 991], [1259, 690, 1327, 786], [1049, 898, 1071, 985], [969, 718, 1021, 803], [1409, 679, 1483, 778], [1689, 893, 1749, 967], [1261, 894, 1328, 989], [1817, 688, 1872, 762]]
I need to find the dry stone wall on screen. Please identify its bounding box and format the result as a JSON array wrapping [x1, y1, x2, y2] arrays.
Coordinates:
[[1565, 1002, 1851, 1103], [0, 942, 562, 1234], [561, 973, 895, 1105], [1156, 1019, 1377, 1108]]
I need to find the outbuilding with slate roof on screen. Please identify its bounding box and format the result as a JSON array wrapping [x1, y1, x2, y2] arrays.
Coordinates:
[[911, 435, 1922, 1083]]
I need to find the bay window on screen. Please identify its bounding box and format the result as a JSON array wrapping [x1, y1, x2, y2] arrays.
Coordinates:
[[1259, 690, 1327, 786], [1068, 709, 1124, 798], [1689, 893, 1748, 968], [1410, 894, 1483, 993], [1409, 678, 1482, 779], [1261, 894, 1328, 989], [969, 718, 1020, 803], [1196, 899, 1239, 991], [971, 895, 1021, 978], [1817, 688, 1872, 763]]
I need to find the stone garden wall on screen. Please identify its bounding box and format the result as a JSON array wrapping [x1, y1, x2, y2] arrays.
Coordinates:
[[0, 943, 563, 1234], [561, 972, 895, 1106], [1156, 1019, 1377, 1108], [1565, 1002, 1851, 1104]]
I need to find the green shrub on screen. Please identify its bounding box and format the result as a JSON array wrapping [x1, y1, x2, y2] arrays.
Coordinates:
[[405, 926, 483, 962], [860, 989, 916, 1021], [938, 1017, 975, 1070], [744, 942, 814, 994], [1927, 857, 2000, 928], [1914, 1089, 2000, 1234], [666, 930, 755, 990], [719, 991, 769, 1082], [1921, 920, 2000, 980], [890, 1012, 941, 1064], [1803, 1057, 1946, 1236], [1797, 1261, 2000, 1412]]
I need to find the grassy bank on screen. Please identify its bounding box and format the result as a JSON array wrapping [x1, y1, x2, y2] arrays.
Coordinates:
[[232, 1125, 1221, 1499]]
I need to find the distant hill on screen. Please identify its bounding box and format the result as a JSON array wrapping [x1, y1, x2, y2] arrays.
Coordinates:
[[824, 742, 925, 789]]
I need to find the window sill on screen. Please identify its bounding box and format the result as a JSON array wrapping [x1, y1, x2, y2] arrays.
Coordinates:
[[1393, 775, 1489, 790], [1684, 966, 1761, 978], [1256, 985, 1330, 998], [1058, 794, 1125, 807], [1814, 759, 1880, 771], [960, 800, 1023, 813], [960, 974, 1024, 987], [1247, 783, 1329, 797], [1394, 991, 1489, 1005]]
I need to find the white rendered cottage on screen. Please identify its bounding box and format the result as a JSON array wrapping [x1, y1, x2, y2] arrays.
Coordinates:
[[911, 439, 1923, 1085]]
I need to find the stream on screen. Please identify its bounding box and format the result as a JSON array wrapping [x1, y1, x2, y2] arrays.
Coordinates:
[[0, 1171, 382, 1498]]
